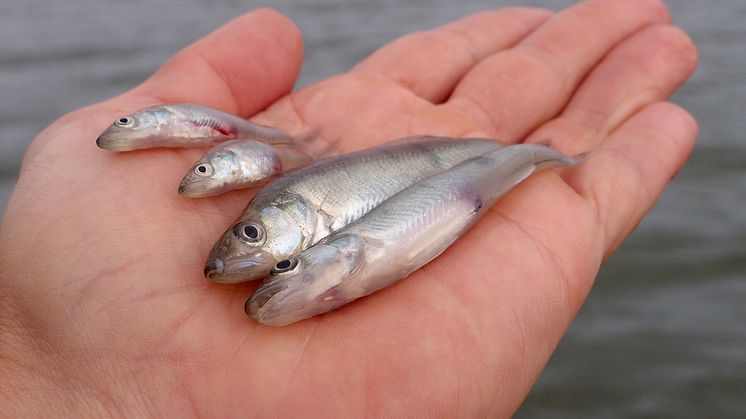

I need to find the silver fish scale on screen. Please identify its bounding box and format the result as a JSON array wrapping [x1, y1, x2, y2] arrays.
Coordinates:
[[346, 182, 470, 243], [338, 144, 577, 291], [246, 137, 502, 230], [343, 144, 577, 250]]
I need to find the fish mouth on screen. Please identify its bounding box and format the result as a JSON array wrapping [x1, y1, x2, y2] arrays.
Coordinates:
[[245, 281, 286, 317], [96, 131, 135, 152], [96, 135, 120, 151], [203, 258, 271, 283], [245, 278, 340, 326], [178, 178, 209, 197], [178, 176, 222, 198], [204, 230, 278, 283], [203, 258, 224, 279], [245, 279, 312, 326], [177, 181, 194, 196]]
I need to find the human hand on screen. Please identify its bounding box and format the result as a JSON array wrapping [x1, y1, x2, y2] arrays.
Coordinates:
[[0, 1, 697, 417]]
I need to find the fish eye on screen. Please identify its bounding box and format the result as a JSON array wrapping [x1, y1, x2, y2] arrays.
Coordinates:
[[271, 258, 299, 275], [114, 116, 135, 128], [234, 221, 265, 244], [194, 164, 213, 176]]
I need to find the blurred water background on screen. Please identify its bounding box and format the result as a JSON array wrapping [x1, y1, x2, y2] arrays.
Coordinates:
[[1, 0, 743, 416]]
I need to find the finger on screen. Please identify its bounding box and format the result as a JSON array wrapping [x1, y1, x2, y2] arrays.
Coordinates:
[[526, 24, 698, 155], [130, 8, 303, 117], [352, 8, 552, 103], [566, 101, 698, 255], [445, 0, 671, 142]]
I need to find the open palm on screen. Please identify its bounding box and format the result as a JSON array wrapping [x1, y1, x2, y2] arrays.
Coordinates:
[[0, 1, 698, 417]]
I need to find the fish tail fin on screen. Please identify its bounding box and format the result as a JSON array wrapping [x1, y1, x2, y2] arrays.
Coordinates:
[[529, 140, 586, 167]]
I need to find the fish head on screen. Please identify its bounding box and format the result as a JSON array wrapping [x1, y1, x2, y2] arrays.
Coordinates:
[[204, 205, 309, 283], [178, 147, 242, 197], [96, 105, 175, 151], [245, 234, 364, 326]]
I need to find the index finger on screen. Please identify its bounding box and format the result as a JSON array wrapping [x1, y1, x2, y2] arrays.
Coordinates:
[[132, 8, 303, 117]]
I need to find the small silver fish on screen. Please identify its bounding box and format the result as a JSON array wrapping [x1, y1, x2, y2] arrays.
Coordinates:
[[178, 139, 312, 198], [96, 103, 294, 151], [204, 137, 504, 283], [246, 144, 577, 326]]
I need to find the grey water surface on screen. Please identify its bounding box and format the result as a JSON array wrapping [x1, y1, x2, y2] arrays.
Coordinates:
[[1, 0, 743, 417]]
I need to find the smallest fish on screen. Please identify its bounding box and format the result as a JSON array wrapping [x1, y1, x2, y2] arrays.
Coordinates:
[[179, 139, 312, 198], [96, 103, 295, 151]]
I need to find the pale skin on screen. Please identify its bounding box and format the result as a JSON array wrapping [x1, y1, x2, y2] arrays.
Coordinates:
[[0, 0, 698, 417]]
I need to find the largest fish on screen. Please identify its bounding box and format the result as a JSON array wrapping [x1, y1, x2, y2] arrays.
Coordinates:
[[246, 144, 577, 326], [205, 137, 504, 283]]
